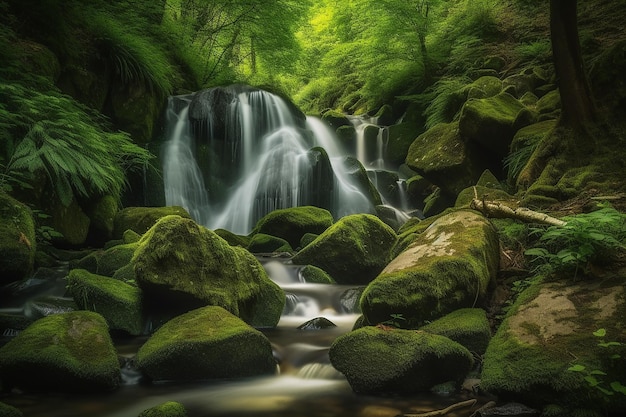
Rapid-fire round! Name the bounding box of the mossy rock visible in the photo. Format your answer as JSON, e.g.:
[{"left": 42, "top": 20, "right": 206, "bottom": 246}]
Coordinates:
[
  {"left": 247, "top": 233, "right": 293, "bottom": 254},
  {"left": 132, "top": 215, "right": 284, "bottom": 327},
  {"left": 299, "top": 232, "right": 318, "bottom": 249},
  {"left": 510, "top": 120, "right": 558, "bottom": 188},
  {"left": 45, "top": 193, "right": 91, "bottom": 246},
  {"left": 214, "top": 228, "right": 251, "bottom": 247},
  {"left": 321, "top": 109, "right": 352, "bottom": 130},
  {"left": 329, "top": 326, "right": 474, "bottom": 394},
  {"left": 373, "top": 104, "right": 394, "bottom": 126},
  {"left": 67, "top": 269, "right": 143, "bottom": 335},
  {"left": 386, "top": 122, "right": 423, "bottom": 168},
  {"left": 109, "top": 80, "right": 163, "bottom": 144},
  {"left": 336, "top": 124, "right": 357, "bottom": 155},
  {"left": 135, "top": 306, "right": 277, "bottom": 381},
  {"left": 420, "top": 308, "right": 491, "bottom": 354},
  {"left": 476, "top": 169, "right": 502, "bottom": 189},
  {"left": 535, "top": 89, "right": 561, "bottom": 115},
  {"left": 405, "top": 122, "right": 484, "bottom": 197},
  {"left": 341, "top": 156, "right": 383, "bottom": 207},
  {"left": 0, "top": 311, "right": 120, "bottom": 392},
  {"left": 252, "top": 206, "right": 334, "bottom": 249},
  {"left": 0, "top": 193, "right": 36, "bottom": 284},
  {"left": 0, "top": 401, "right": 23, "bottom": 417},
  {"left": 299, "top": 264, "right": 336, "bottom": 284},
  {"left": 422, "top": 187, "right": 454, "bottom": 217},
  {"left": 123, "top": 229, "right": 142, "bottom": 244},
  {"left": 520, "top": 91, "right": 539, "bottom": 107},
  {"left": 459, "top": 92, "right": 537, "bottom": 161},
  {"left": 405, "top": 175, "right": 433, "bottom": 208},
  {"left": 85, "top": 194, "right": 118, "bottom": 246},
  {"left": 112, "top": 206, "right": 191, "bottom": 239},
  {"left": 468, "top": 76, "right": 503, "bottom": 99},
  {"left": 292, "top": 214, "right": 398, "bottom": 285},
  {"left": 96, "top": 242, "right": 139, "bottom": 277},
  {"left": 138, "top": 401, "right": 187, "bottom": 417},
  {"left": 360, "top": 210, "right": 499, "bottom": 327},
  {"left": 481, "top": 278, "right": 626, "bottom": 414}
]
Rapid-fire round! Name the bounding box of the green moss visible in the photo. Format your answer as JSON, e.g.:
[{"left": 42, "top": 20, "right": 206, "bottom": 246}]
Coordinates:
[
  {"left": 0, "top": 192, "right": 36, "bottom": 284},
  {"left": 112, "top": 206, "right": 191, "bottom": 239},
  {"left": 420, "top": 308, "right": 491, "bottom": 354},
  {"left": 138, "top": 401, "right": 187, "bottom": 417},
  {"left": 361, "top": 210, "right": 499, "bottom": 327},
  {"left": 122, "top": 229, "right": 141, "bottom": 244},
  {"left": 86, "top": 194, "right": 118, "bottom": 244},
  {"left": 132, "top": 215, "right": 284, "bottom": 327},
  {"left": 135, "top": 306, "right": 276, "bottom": 381},
  {"left": 214, "top": 228, "right": 251, "bottom": 247},
  {"left": 299, "top": 232, "right": 318, "bottom": 249},
  {"left": 0, "top": 311, "right": 120, "bottom": 392},
  {"left": 454, "top": 185, "right": 516, "bottom": 208},
  {"left": 299, "top": 265, "right": 335, "bottom": 284},
  {"left": 67, "top": 269, "right": 143, "bottom": 335},
  {"left": 291, "top": 214, "right": 397, "bottom": 285},
  {"left": 329, "top": 326, "right": 474, "bottom": 394},
  {"left": 96, "top": 242, "right": 138, "bottom": 277},
  {"left": 247, "top": 233, "right": 293, "bottom": 253},
  {"left": 252, "top": 206, "right": 333, "bottom": 249}
]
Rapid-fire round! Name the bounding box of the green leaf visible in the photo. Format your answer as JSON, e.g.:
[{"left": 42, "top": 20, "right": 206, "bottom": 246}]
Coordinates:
[
  {"left": 568, "top": 364, "right": 586, "bottom": 372},
  {"left": 584, "top": 375, "right": 600, "bottom": 386},
  {"left": 593, "top": 328, "right": 607, "bottom": 337},
  {"left": 589, "top": 370, "right": 607, "bottom": 376},
  {"left": 610, "top": 381, "right": 626, "bottom": 395}
]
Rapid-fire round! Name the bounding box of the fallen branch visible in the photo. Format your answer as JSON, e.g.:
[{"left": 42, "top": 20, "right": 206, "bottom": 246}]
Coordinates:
[
  {"left": 400, "top": 399, "right": 477, "bottom": 417},
  {"left": 470, "top": 198, "right": 566, "bottom": 226}
]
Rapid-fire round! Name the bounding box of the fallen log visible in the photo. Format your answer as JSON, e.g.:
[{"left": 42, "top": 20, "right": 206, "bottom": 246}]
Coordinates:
[{"left": 470, "top": 198, "right": 566, "bottom": 226}]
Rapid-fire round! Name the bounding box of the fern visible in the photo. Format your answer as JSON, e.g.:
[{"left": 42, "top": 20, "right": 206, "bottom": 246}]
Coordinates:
[{"left": 423, "top": 76, "right": 472, "bottom": 129}]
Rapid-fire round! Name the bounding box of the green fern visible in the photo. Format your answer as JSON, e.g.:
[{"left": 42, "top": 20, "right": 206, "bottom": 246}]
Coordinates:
[{"left": 423, "top": 76, "right": 472, "bottom": 129}]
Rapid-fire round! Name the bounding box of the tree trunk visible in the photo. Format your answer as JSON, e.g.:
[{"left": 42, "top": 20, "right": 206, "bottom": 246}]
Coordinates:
[{"left": 550, "top": 0, "right": 597, "bottom": 129}]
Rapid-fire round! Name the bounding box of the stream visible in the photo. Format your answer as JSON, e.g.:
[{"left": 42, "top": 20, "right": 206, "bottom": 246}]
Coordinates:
[{"left": 0, "top": 258, "right": 483, "bottom": 417}]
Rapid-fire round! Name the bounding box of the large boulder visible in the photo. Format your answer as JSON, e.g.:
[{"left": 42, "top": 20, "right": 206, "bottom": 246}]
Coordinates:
[
  {"left": 292, "top": 214, "right": 398, "bottom": 285},
  {"left": 459, "top": 92, "right": 537, "bottom": 161},
  {"left": 132, "top": 215, "right": 284, "bottom": 327},
  {"left": 0, "top": 311, "right": 120, "bottom": 392},
  {"left": 0, "top": 193, "right": 36, "bottom": 284},
  {"left": 405, "top": 122, "right": 485, "bottom": 197},
  {"left": 252, "top": 206, "right": 334, "bottom": 249},
  {"left": 360, "top": 210, "right": 499, "bottom": 327},
  {"left": 329, "top": 325, "right": 474, "bottom": 394},
  {"left": 112, "top": 206, "right": 191, "bottom": 239},
  {"left": 420, "top": 308, "right": 492, "bottom": 354},
  {"left": 386, "top": 121, "right": 423, "bottom": 168},
  {"left": 67, "top": 269, "right": 143, "bottom": 335},
  {"left": 135, "top": 306, "right": 276, "bottom": 381},
  {"left": 481, "top": 277, "right": 626, "bottom": 415}
]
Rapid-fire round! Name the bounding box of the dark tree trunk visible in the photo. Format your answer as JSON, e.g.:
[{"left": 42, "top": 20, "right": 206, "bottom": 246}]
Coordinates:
[{"left": 550, "top": 0, "right": 596, "bottom": 129}]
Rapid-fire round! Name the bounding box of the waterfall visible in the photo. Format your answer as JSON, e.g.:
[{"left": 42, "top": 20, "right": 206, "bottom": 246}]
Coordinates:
[{"left": 161, "top": 85, "right": 377, "bottom": 234}]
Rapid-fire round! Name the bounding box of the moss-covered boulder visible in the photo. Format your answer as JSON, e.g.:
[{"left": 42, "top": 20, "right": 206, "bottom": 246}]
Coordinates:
[
  {"left": 511, "top": 120, "right": 558, "bottom": 189},
  {"left": 0, "top": 311, "right": 120, "bottom": 392},
  {"left": 85, "top": 194, "right": 118, "bottom": 246},
  {"left": 292, "top": 214, "right": 397, "bottom": 285},
  {"left": 535, "top": 89, "right": 561, "bottom": 116},
  {"left": 329, "top": 326, "right": 474, "bottom": 394},
  {"left": 247, "top": 233, "right": 293, "bottom": 253},
  {"left": 0, "top": 193, "right": 36, "bottom": 284},
  {"left": 67, "top": 269, "right": 143, "bottom": 335},
  {"left": 252, "top": 206, "right": 334, "bottom": 249},
  {"left": 454, "top": 185, "right": 517, "bottom": 208},
  {"left": 214, "top": 228, "right": 251, "bottom": 247},
  {"left": 341, "top": 156, "right": 383, "bottom": 207},
  {"left": 481, "top": 277, "right": 626, "bottom": 415},
  {"left": 138, "top": 401, "right": 187, "bottom": 417},
  {"left": 135, "top": 306, "right": 276, "bottom": 381},
  {"left": 132, "top": 215, "right": 284, "bottom": 327},
  {"left": 97, "top": 242, "right": 139, "bottom": 277},
  {"left": 420, "top": 308, "right": 491, "bottom": 354},
  {"left": 112, "top": 206, "right": 191, "bottom": 240},
  {"left": 110, "top": 81, "right": 163, "bottom": 144},
  {"left": 299, "top": 264, "right": 336, "bottom": 284},
  {"left": 459, "top": 92, "right": 537, "bottom": 161},
  {"left": 321, "top": 109, "right": 352, "bottom": 130},
  {"left": 360, "top": 210, "right": 499, "bottom": 327},
  {"left": 405, "top": 122, "right": 484, "bottom": 197},
  {"left": 467, "top": 75, "right": 503, "bottom": 99},
  {"left": 386, "top": 122, "right": 423, "bottom": 167}
]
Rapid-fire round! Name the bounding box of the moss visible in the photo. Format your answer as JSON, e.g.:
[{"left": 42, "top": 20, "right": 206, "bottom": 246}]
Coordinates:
[
  {"left": 299, "top": 232, "right": 318, "bottom": 249},
  {"left": 112, "top": 206, "right": 191, "bottom": 239},
  {"left": 299, "top": 265, "right": 335, "bottom": 284},
  {"left": 386, "top": 122, "right": 423, "bottom": 167},
  {"left": 85, "top": 194, "right": 118, "bottom": 244},
  {"left": 454, "top": 185, "right": 516, "bottom": 208},
  {"left": 135, "top": 306, "right": 276, "bottom": 381},
  {"left": 360, "top": 210, "right": 499, "bottom": 327},
  {"left": 138, "top": 401, "right": 187, "bottom": 417},
  {"left": 132, "top": 215, "right": 284, "bottom": 327},
  {"left": 122, "top": 229, "right": 142, "bottom": 244},
  {"left": 247, "top": 233, "right": 292, "bottom": 254},
  {"left": 469, "top": 76, "right": 503, "bottom": 98},
  {"left": 420, "top": 308, "right": 491, "bottom": 354},
  {"left": 214, "top": 228, "right": 251, "bottom": 247},
  {"left": 536, "top": 90, "right": 561, "bottom": 115},
  {"left": 291, "top": 214, "right": 397, "bottom": 285},
  {"left": 0, "top": 193, "right": 36, "bottom": 284},
  {"left": 320, "top": 109, "right": 352, "bottom": 129},
  {"left": 67, "top": 269, "right": 143, "bottom": 335},
  {"left": 251, "top": 206, "right": 333, "bottom": 249},
  {"left": 0, "top": 311, "right": 120, "bottom": 392},
  {"left": 0, "top": 402, "right": 23, "bottom": 417},
  {"left": 96, "top": 242, "right": 138, "bottom": 277},
  {"left": 329, "top": 326, "right": 474, "bottom": 394}
]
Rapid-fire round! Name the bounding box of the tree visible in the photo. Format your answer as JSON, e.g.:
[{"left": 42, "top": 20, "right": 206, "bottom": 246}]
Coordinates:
[{"left": 549, "top": 0, "right": 597, "bottom": 129}]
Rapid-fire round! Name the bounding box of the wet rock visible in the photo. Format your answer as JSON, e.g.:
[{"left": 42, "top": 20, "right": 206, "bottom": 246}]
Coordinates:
[
  {"left": 252, "top": 206, "right": 334, "bottom": 249},
  {"left": 292, "top": 214, "right": 397, "bottom": 285},
  {"left": 297, "top": 317, "right": 337, "bottom": 330},
  {"left": 0, "top": 311, "right": 120, "bottom": 392},
  {"left": 0, "top": 193, "right": 36, "bottom": 284},
  {"left": 329, "top": 326, "right": 474, "bottom": 394},
  {"left": 247, "top": 233, "right": 293, "bottom": 254},
  {"left": 299, "top": 265, "right": 335, "bottom": 284},
  {"left": 136, "top": 306, "right": 276, "bottom": 381},
  {"left": 138, "top": 401, "right": 187, "bottom": 417}
]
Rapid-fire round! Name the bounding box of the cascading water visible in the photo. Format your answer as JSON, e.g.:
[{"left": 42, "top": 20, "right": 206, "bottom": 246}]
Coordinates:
[{"left": 162, "top": 85, "right": 376, "bottom": 235}]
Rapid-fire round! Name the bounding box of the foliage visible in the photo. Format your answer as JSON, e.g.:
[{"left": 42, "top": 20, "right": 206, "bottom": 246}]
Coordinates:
[
  {"left": 568, "top": 329, "right": 626, "bottom": 399},
  {"left": 525, "top": 205, "right": 626, "bottom": 278},
  {"left": 421, "top": 76, "right": 472, "bottom": 129},
  {"left": 0, "top": 81, "right": 154, "bottom": 206}
]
